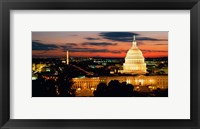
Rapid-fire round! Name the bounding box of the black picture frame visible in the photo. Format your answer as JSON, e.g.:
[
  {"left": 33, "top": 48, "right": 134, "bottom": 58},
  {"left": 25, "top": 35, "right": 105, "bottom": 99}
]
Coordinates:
[{"left": 0, "top": 0, "right": 199, "bottom": 129}]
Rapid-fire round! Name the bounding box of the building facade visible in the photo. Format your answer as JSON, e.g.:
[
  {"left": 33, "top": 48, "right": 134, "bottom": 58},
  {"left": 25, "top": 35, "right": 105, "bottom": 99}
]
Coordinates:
[{"left": 72, "top": 75, "right": 168, "bottom": 92}]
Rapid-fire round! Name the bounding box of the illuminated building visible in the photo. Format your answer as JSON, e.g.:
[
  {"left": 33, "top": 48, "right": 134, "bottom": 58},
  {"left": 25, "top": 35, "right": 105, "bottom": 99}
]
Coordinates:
[
  {"left": 32, "top": 63, "right": 47, "bottom": 73},
  {"left": 122, "top": 35, "right": 146, "bottom": 74},
  {"left": 72, "top": 75, "right": 168, "bottom": 96}
]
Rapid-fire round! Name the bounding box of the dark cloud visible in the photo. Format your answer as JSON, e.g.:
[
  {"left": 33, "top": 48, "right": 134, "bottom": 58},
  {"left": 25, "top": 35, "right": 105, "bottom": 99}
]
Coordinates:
[
  {"left": 33, "top": 40, "right": 41, "bottom": 42},
  {"left": 85, "top": 37, "right": 100, "bottom": 40},
  {"left": 154, "top": 43, "right": 168, "bottom": 45},
  {"left": 68, "top": 48, "right": 109, "bottom": 53},
  {"left": 61, "top": 47, "right": 123, "bottom": 54},
  {"left": 99, "top": 32, "right": 168, "bottom": 42},
  {"left": 99, "top": 32, "right": 139, "bottom": 42},
  {"left": 110, "top": 50, "right": 122, "bottom": 54},
  {"left": 141, "top": 50, "right": 168, "bottom": 53},
  {"left": 69, "top": 48, "right": 109, "bottom": 53},
  {"left": 137, "top": 37, "right": 168, "bottom": 41},
  {"left": 66, "top": 43, "right": 77, "bottom": 46},
  {"left": 32, "top": 41, "right": 58, "bottom": 50},
  {"left": 82, "top": 42, "right": 117, "bottom": 46},
  {"left": 60, "top": 42, "right": 121, "bottom": 54},
  {"left": 136, "top": 41, "right": 145, "bottom": 46}
]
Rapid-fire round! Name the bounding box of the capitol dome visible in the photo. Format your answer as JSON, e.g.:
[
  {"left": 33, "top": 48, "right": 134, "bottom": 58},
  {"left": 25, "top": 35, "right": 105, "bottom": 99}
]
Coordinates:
[
  {"left": 126, "top": 48, "right": 144, "bottom": 59},
  {"left": 122, "top": 35, "right": 146, "bottom": 74}
]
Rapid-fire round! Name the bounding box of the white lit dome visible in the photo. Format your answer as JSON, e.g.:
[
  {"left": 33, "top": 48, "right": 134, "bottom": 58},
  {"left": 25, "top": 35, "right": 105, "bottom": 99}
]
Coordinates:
[
  {"left": 122, "top": 35, "right": 146, "bottom": 74},
  {"left": 126, "top": 48, "right": 144, "bottom": 60}
]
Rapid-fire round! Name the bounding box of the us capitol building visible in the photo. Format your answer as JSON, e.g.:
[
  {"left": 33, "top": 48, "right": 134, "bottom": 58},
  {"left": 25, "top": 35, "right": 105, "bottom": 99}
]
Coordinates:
[
  {"left": 122, "top": 35, "right": 146, "bottom": 74},
  {"left": 71, "top": 35, "right": 168, "bottom": 96}
]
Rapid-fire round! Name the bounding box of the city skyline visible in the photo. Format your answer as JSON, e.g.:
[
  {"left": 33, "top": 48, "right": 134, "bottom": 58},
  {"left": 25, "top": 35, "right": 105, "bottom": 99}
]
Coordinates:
[
  {"left": 32, "top": 31, "right": 168, "bottom": 58},
  {"left": 32, "top": 32, "right": 168, "bottom": 97}
]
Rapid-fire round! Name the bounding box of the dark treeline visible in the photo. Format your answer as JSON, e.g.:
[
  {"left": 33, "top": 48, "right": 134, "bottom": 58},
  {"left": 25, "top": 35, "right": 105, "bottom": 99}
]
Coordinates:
[
  {"left": 32, "top": 65, "right": 75, "bottom": 97},
  {"left": 94, "top": 80, "right": 168, "bottom": 97}
]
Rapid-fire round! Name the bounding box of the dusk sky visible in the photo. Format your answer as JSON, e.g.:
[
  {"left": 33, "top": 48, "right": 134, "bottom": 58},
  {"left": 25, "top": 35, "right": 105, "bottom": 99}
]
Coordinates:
[{"left": 32, "top": 31, "right": 168, "bottom": 58}]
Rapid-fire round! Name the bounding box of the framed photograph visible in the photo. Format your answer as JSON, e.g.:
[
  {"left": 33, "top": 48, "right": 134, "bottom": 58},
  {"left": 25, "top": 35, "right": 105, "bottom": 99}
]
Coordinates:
[
  {"left": 0, "top": 0, "right": 199, "bottom": 129},
  {"left": 32, "top": 31, "right": 168, "bottom": 97}
]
